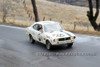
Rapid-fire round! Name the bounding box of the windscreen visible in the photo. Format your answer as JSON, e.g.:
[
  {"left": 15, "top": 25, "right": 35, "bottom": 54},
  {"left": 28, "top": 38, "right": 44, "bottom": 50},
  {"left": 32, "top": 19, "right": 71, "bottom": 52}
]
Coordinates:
[{"left": 44, "top": 23, "right": 64, "bottom": 32}]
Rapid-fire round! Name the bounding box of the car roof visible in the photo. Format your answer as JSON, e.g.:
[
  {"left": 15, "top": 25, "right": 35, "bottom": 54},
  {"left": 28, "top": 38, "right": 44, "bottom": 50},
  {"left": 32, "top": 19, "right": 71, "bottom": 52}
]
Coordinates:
[{"left": 34, "top": 21, "right": 60, "bottom": 26}]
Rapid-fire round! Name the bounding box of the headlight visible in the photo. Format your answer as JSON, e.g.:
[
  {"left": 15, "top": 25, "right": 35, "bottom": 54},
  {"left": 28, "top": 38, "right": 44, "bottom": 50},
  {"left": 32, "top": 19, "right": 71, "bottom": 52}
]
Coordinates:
[
  {"left": 54, "top": 39, "right": 58, "bottom": 42},
  {"left": 74, "top": 36, "right": 76, "bottom": 39},
  {"left": 71, "top": 36, "right": 76, "bottom": 39}
]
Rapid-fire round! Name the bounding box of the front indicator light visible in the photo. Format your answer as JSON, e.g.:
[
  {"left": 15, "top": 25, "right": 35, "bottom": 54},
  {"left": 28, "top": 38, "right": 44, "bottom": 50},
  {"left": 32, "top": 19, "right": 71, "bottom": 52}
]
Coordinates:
[
  {"left": 56, "top": 42, "right": 59, "bottom": 44},
  {"left": 71, "top": 37, "right": 73, "bottom": 40}
]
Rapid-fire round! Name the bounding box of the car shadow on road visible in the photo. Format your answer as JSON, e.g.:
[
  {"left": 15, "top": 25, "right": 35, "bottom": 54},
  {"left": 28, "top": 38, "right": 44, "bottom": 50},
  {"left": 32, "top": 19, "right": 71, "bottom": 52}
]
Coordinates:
[{"left": 30, "top": 41, "right": 74, "bottom": 52}]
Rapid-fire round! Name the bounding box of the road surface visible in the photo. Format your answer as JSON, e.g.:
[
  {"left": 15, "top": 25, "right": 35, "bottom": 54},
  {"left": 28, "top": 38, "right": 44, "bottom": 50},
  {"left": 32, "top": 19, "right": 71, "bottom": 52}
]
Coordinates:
[{"left": 0, "top": 25, "right": 100, "bottom": 67}]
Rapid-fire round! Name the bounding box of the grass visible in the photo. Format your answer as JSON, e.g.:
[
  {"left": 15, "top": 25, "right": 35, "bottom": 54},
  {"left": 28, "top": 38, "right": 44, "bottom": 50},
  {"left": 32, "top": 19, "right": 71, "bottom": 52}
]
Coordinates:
[
  {"left": 0, "top": 0, "right": 100, "bottom": 36},
  {"left": 0, "top": 19, "right": 100, "bottom": 36}
]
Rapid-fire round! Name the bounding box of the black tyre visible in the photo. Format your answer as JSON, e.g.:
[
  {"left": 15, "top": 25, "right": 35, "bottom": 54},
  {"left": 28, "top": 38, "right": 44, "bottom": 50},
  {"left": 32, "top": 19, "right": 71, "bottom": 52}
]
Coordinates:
[
  {"left": 46, "top": 40, "right": 52, "bottom": 50},
  {"left": 67, "top": 43, "right": 73, "bottom": 48},
  {"left": 29, "top": 34, "right": 35, "bottom": 43}
]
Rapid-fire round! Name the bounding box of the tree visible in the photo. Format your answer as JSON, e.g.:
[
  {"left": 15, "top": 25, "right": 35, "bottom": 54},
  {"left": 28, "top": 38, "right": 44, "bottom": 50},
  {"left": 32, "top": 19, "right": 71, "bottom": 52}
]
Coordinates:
[
  {"left": 31, "top": 0, "right": 39, "bottom": 22},
  {"left": 87, "top": 0, "right": 100, "bottom": 31}
]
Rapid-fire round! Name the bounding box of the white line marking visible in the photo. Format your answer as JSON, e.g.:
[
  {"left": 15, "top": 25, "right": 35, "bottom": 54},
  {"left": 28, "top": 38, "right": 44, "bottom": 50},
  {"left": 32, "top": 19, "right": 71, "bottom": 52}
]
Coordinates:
[{"left": 0, "top": 25, "right": 26, "bottom": 30}]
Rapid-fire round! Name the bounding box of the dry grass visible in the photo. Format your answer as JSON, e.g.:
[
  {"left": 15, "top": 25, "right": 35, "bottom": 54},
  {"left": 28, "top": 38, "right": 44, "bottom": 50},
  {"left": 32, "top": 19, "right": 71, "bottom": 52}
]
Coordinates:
[
  {"left": 70, "top": 30, "right": 100, "bottom": 36},
  {"left": 0, "top": 19, "right": 32, "bottom": 27},
  {"left": 0, "top": 0, "right": 100, "bottom": 36}
]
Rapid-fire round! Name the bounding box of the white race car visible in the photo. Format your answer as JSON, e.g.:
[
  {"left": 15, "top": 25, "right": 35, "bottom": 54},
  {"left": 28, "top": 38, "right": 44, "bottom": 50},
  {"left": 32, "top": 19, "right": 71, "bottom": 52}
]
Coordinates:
[{"left": 26, "top": 21, "right": 76, "bottom": 50}]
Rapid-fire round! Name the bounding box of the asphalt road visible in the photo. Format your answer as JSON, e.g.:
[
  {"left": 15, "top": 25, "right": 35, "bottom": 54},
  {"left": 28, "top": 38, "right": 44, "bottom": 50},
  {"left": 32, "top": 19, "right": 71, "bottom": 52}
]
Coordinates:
[{"left": 0, "top": 25, "right": 100, "bottom": 67}]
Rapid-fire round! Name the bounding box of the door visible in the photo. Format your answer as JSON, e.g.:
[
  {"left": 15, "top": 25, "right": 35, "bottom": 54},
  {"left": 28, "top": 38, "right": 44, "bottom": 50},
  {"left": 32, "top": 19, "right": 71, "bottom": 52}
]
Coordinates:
[
  {"left": 37, "top": 25, "right": 46, "bottom": 44},
  {"left": 32, "top": 24, "right": 43, "bottom": 41},
  {"left": 36, "top": 24, "right": 43, "bottom": 42},
  {"left": 32, "top": 24, "right": 39, "bottom": 40}
]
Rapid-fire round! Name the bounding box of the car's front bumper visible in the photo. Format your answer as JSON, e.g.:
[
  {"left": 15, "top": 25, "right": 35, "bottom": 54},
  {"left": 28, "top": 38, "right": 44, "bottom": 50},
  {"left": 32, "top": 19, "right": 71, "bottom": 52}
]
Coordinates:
[{"left": 51, "top": 39, "right": 74, "bottom": 45}]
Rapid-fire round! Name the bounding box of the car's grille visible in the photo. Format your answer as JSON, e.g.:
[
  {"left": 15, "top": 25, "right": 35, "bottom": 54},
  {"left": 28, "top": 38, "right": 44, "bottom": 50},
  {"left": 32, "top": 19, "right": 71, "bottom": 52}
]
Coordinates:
[
  {"left": 59, "top": 37, "right": 70, "bottom": 41},
  {"left": 66, "top": 37, "right": 71, "bottom": 40},
  {"left": 59, "top": 38, "right": 65, "bottom": 41}
]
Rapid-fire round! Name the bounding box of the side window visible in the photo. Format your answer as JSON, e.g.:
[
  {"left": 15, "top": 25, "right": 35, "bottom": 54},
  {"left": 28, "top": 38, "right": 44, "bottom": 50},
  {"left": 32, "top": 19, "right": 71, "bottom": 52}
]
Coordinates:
[
  {"left": 33, "top": 24, "right": 38, "bottom": 30},
  {"left": 37, "top": 25, "right": 42, "bottom": 30},
  {"left": 33, "top": 24, "right": 43, "bottom": 32}
]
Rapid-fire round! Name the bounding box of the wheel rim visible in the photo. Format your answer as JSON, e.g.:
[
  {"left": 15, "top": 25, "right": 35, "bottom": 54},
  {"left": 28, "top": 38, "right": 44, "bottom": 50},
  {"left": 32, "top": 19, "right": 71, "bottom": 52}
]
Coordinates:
[{"left": 47, "top": 42, "right": 50, "bottom": 49}]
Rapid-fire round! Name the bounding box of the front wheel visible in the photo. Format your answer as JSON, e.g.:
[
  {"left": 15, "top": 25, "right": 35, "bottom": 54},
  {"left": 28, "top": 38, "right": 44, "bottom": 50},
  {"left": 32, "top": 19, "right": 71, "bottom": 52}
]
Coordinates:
[
  {"left": 29, "top": 34, "right": 35, "bottom": 43},
  {"left": 67, "top": 43, "right": 73, "bottom": 48},
  {"left": 46, "top": 41, "right": 52, "bottom": 50}
]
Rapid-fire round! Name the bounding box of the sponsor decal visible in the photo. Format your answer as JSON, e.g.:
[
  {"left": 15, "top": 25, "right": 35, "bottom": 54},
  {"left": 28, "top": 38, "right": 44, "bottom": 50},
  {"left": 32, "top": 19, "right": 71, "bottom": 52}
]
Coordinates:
[{"left": 53, "top": 34, "right": 65, "bottom": 37}]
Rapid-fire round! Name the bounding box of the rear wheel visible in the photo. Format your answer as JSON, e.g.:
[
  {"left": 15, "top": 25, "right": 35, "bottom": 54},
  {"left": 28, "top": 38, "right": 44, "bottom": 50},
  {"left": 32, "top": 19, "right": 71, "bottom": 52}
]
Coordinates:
[
  {"left": 46, "top": 41, "right": 52, "bottom": 50},
  {"left": 67, "top": 43, "right": 73, "bottom": 48},
  {"left": 29, "top": 34, "right": 35, "bottom": 43}
]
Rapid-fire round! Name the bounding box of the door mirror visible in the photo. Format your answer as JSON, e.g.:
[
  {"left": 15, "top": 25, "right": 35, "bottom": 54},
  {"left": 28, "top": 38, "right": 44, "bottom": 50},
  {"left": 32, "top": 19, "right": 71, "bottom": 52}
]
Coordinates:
[
  {"left": 38, "top": 26, "right": 42, "bottom": 31},
  {"left": 37, "top": 25, "right": 43, "bottom": 33}
]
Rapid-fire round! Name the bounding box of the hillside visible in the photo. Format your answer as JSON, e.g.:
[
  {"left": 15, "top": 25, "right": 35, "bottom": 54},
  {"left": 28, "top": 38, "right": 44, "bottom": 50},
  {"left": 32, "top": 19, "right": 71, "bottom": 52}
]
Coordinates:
[
  {"left": 29, "top": 0, "right": 100, "bottom": 25},
  {"left": 1, "top": 0, "right": 100, "bottom": 24},
  {"left": 0, "top": 0, "right": 100, "bottom": 35}
]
